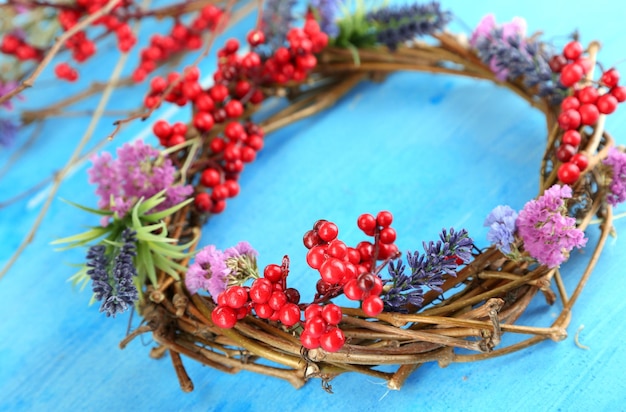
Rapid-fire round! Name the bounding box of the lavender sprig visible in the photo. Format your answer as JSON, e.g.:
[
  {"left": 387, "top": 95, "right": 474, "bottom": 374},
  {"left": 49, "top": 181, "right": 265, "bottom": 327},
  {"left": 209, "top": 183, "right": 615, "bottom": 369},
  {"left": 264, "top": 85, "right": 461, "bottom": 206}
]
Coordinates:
[
  {"left": 381, "top": 228, "right": 473, "bottom": 312},
  {"left": 85, "top": 229, "right": 139, "bottom": 317},
  {"left": 309, "top": 0, "right": 340, "bottom": 37},
  {"left": 366, "top": 2, "right": 451, "bottom": 51},
  {"left": 261, "top": 0, "right": 297, "bottom": 50}
]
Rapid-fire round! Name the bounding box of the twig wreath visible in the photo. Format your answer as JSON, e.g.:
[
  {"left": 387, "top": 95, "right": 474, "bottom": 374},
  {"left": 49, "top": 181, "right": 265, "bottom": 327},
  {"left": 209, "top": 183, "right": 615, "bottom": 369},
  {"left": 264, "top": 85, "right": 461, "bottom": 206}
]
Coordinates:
[{"left": 25, "top": 0, "right": 626, "bottom": 392}]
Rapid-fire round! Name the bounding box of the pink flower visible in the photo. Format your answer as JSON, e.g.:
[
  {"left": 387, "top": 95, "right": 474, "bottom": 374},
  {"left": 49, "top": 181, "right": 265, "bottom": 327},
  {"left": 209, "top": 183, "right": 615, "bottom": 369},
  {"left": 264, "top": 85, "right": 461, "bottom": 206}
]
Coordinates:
[
  {"left": 603, "top": 147, "right": 626, "bottom": 206},
  {"left": 516, "top": 185, "right": 587, "bottom": 267}
]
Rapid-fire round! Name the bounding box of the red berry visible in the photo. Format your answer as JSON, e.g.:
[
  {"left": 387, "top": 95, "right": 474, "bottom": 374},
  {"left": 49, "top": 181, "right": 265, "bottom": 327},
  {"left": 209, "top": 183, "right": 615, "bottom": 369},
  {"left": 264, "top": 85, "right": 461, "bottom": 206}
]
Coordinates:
[
  {"left": 549, "top": 55, "right": 567, "bottom": 73},
  {"left": 255, "top": 303, "right": 273, "bottom": 319},
  {"left": 575, "top": 58, "right": 592, "bottom": 74},
  {"left": 246, "top": 134, "right": 264, "bottom": 151},
  {"left": 556, "top": 144, "right": 577, "bottom": 162},
  {"left": 558, "top": 109, "right": 581, "bottom": 130},
  {"left": 577, "top": 86, "right": 598, "bottom": 104},
  {"left": 327, "top": 239, "right": 347, "bottom": 259},
  {"left": 172, "top": 122, "right": 187, "bottom": 136},
  {"left": 303, "top": 229, "right": 321, "bottom": 249},
  {"left": 209, "top": 84, "right": 229, "bottom": 102},
  {"left": 305, "top": 315, "right": 327, "bottom": 337},
  {"left": 319, "top": 327, "right": 345, "bottom": 352},
  {"left": 300, "top": 329, "right": 320, "bottom": 349},
  {"left": 212, "top": 306, "right": 237, "bottom": 328},
  {"left": 224, "top": 179, "right": 240, "bottom": 197},
  {"left": 562, "top": 130, "right": 581, "bottom": 147},
  {"left": 578, "top": 103, "right": 599, "bottom": 125},
  {"left": 571, "top": 153, "right": 589, "bottom": 171},
  {"left": 225, "top": 99, "right": 244, "bottom": 118},
  {"left": 559, "top": 63, "right": 584, "bottom": 87},
  {"left": 346, "top": 247, "right": 361, "bottom": 265},
  {"left": 560, "top": 96, "right": 580, "bottom": 111},
  {"left": 211, "top": 200, "right": 226, "bottom": 214},
  {"left": 362, "top": 295, "right": 384, "bottom": 317},
  {"left": 596, "top": 94, "right": 618, "bottom": 114},
  {"left": 319, "top": 258, "right": 345, "bottom": 284},
  {"left": 250, "top": 278, "right": 273, "bottom": 303},
  {"left": 356, "top": 241, "right": 374, "bottom": 261},
  {"left": 250, "top": 89, "right": 264, "bottom": 104},
  {"left": 167, "top": 134, "right": 186, "bottom": 147},
  {"left": 210, "top": 137, "right": 226, "bottom": 153},
  {"left": 357, "top": 213, "right": 377, "bottom": 235},
  {"left": 317, "top": 221, "right": 339, "bottom": 242},
  {"left": 223, "top": 38, "right": 239, "bottom": 54},
  {"left": 376, "top": 210, "right": 393, "bottom": 227},
  {"left": 264, "top": 264, "right": 283, "bottom": 283},
  {"left": 182, "top": 81, "right": 202, "bottom": 100},
  {"left": 194, "top": 192, "right": 212, "bottom": 212},
  {"left": 225, "top": 121, "right": 246, "bottom": 140},
  {"left": 268, "top": 291, "right": 288, "bottom": 311},
  {"left": 343, "top": 279, "right": 364, "bottom": 301},
  {"left": 193, "top": 111, "right": 214, "bottom": 132},
  {"left": 611, "top": 86, "right": 626, "bottom": 103},
  {"left": 152, "top": 120, "right": 172, "bottom": 139},
  {"left": 224, "top": 286, "right": 248, "bottom": 308},
  {"left": 200, "top": 168, "right": 221, "bottom": 187},
  {"left": 284, "top": 287, "right": 300, "bottom": 304},
  {"left": 379, "top": 227, "right": 396, "bottom": 244},
  {"left": 279, "top": 303, "right": 301, "bottom": 326},
  {"left": 211, "top": 184, "right": 229, "bottom": 200},
  {"left": 601, "top": 68, "right": 620, "bottom": 88},
  {"left": 321, "top": 304, "right": 342, "bottom": 325},
  {"left": 557, "top": 162, "right": 581, "bottom": 184},
  {"left": 563, "top": 41, "right": 583, "bottom": 60},
  {"left": 247, "top": 29, "right": 265, "bottom": 47},
  {"left": 194, "top": 93, "right": 215, "bottom": 112}
]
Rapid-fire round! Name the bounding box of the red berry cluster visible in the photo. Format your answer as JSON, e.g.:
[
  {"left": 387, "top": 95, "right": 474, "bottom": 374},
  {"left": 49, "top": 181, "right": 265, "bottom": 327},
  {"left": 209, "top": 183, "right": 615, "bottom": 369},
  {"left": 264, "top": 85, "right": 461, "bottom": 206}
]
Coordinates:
[
  {"left": 303, "top": 211, "right": 398, "bottom": 317},
  {"left": 53, "top": 0, "right": 136, "bottom": 82},
  {"left": 132, "top": 5, "right": 224, "bottom": 82},
  {"left": 550, "top": 41, "right": 626, "bottom": 184},
  {"left": 211, "top": 258, "right": 302, "bottom": 329},
  {"left": 0, "top": 33, "right": 42, "bottom": 62},
  {"left": 300, "top": 303, "right": 346, "bottom": 352}
]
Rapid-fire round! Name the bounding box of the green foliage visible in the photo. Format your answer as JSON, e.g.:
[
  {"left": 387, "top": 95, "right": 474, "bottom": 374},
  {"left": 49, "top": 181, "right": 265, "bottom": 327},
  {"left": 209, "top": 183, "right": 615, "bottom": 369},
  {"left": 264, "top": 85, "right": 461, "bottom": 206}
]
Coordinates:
[{"left": 53, "top": 191, "right": 195, "bottom": 297}]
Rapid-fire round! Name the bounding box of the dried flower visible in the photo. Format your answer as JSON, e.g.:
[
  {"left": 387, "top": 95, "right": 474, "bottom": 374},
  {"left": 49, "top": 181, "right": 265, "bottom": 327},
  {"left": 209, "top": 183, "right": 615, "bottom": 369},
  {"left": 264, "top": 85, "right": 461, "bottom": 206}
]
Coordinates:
[
  {"left": 85, "top": 229, "right": 139, "bottom": 317},
  {"left": 516, "top": 184, "right": 587, "bottom": 268},
  {"left": 88, "top": 140, "right": 192, "bottom": 222},
  {"left": 484, "top": 205, "right": 518, "bottom": 254},
  {"left": 186, "top": 242, "right": 259, "bottom": 300},
  {"left": 309, "top": 0, "right": 340, "bottom": 37},
  {"left": 603, "top": 147, "right": 626, "bottom": 206},
  {"left": 366, "top": 2, "right": 451, "bottom": 51},
  {"left": 261, "top": 0, "right": 297, "bottom": 49},
  {"left": 471, "top": 14, "right": 565, "bottom": 104},
  {"left": 381, "top": 228, "right": 473, "bottom": 312}
]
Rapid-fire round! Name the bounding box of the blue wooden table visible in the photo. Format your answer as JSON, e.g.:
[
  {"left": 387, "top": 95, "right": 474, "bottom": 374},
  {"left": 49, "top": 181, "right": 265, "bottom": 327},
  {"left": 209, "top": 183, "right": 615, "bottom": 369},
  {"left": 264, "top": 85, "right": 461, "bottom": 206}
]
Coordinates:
[{"left": 1, "top": 1, "right": 626, "bottom": 410}]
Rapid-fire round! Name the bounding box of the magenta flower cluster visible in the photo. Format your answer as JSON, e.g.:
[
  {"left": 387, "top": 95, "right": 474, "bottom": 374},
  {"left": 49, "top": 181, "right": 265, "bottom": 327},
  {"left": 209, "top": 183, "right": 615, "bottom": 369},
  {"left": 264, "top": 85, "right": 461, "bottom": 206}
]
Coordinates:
[
  {"left": 603, "top": 147, "right": 626, "bottom": 206},
  {"left": 88, "top": 140, "right": 192, "bottom": 221},
  {"left": 516, "top": 184, "right": 587, "bottom": 267},
  {"left": 186, "top": 241, "right": 258, "bottom": 300},
  {"left": 485, "top": 185, "right": 587, "bottom": 268}
]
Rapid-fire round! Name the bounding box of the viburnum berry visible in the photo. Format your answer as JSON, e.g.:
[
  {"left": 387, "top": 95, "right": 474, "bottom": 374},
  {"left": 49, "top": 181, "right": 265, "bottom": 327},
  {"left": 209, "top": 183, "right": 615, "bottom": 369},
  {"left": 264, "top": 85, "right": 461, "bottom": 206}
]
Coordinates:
[
  {"left": 194, "top": 192, "right": 212, "bottom": 212},
  {"left": 357, "top": 213, "right": 377, "bottom": 235},
  {"left": 247, "top": 29, "right": 265, "bottom": 47},
  {"left": 562, "top": 130, "right": 581, "bottom": 147},
  {"left": 300, "top": 329, "right": 320, "bottom": 349},
  {"left": 361, "top": 295, "right": 384, "bottom": 317},
  {"left": 379, "top": 227, "right": 397, "bottom": 244},
  {"left": 284, "top": 287, "right": 300, "bottom": 304},
  {"left": 556, "top": 144, "right": 577, "bottom": 162},
  {"left": 152, "top": 120, "right": 172, "bottom": 139},
  {"left": 571, "top": 153, "right": 589, "bottom": 171},
  {"left": 343, "top": 278, "right": 364, "bottom": 300},
  {"left": 327, "top": 239, "right": 347, "bottom": 259},
  {"left": 601, "top": 68, "right": 620, "bottom": 88},
  {"left": 278, "top": 303, "right": 301, "bottom": 326},
  {"left": 376, "top": 210, "right": 393, "bottom": 227},
  {"left": 596, "top": 94, "right": 618, "bottom": 114},
  {"left": 264, "top": 264, "right": 283, "bottom": 283},
  {"left": 321, "top": 304, "right": 343, "bottom": 325},
  {"left": 200, "top": 168, "right": 221, "bottom": 187},
  {"left": 225, "top": 286, "right": 248, "bottom": 308},
  {"left": 319, "top": 258, "right": 346, "bottom": 284},
  {"left": 578, "top": 103, "right": 599, "bottom": 125},
  {"left": 557, "top": 162, "right": 581, "bottom": 184},
  {"left": 319, "top": 327, "right": 345, "bottom": 352},
  {"left": 560, "top": 96, "right": 580, "bottom": 111},
  {"left": 559, "top": 63, "right": 584, "bottom": 87},
  {"left": 250, "top": 278, "right": 273, "bottom": 304},
  {"left": 212, "top": 305, "right": 237, "bottom": 328},
  {"left": 317, "top": 221, "right": 339, "bottom": 242},
  {"left": 563, "top": 41, "right": 583, "bottom": 61},
  {"left": 577, "top": 86, "right": 599, "bottom": 104},
  {"left": 211, "top": 199, "right": 226, "bottom": 214},
  {"left": 611, "top": 86, "right": 626, "bottom": 103},
  {"left": 558, "top": 109, "right": 581, "bottom": 130},
  {"left": 193, "top": 111, "right": 215, "bottom": 132}
]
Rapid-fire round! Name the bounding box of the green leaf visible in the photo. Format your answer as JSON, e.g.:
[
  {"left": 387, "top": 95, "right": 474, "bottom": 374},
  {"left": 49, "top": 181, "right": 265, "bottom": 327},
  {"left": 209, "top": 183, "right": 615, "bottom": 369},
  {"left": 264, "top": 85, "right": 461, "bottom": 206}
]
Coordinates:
[
  {"left": 51, "top": 226, "right": 110, "bottom": 249},
  {"left": 136, "top": 241, "right": 157, "bottom": 286},
  {"left": 60, "top": 198, "right": 113, "bottom": 216},
  {"left": 152, "top": 252, "right": 181, "bottom": 280},
  {"left": 136, "top": 190, "right": 168, "bottom": 215},
  {"left": 142, "top": 197, "right": 194, "bottom": 223},
  {"left": 67, "top": 266, "right": 90, "bottom": 291},
  {"left": 148, "top": 241, "right": 190, "bottom": 259}
]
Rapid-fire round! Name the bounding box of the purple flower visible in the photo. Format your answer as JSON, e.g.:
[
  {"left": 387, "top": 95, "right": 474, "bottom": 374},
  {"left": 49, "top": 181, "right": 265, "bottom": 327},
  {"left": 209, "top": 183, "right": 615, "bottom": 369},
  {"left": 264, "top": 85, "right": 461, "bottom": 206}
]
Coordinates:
[
  {"left": 0, "top": 118, "right": 18, "bottom": 147},
  {"left": 484, "top": 205, "right": 518, "bottom": 254},
  {"left": 309, "top": 0, "right": 340, "bottom": 37},
  {"left": 88, "top": 140, "right": 193, "bottom": 221},
  {"left": 185, "top": 245, "right": 229, "bottom": 298},
  {"left": 603, "top": 147, "right": 626, "bottom": 206},
  {"left": 0, "top": 80, "right": 22, "bottom": 111},
  {"left": 261, "top": 0, "right": 297, "bottom": 50},
  {"left": 85, "top": 229, "right": 139, "bottom": 317},
  {"left": 186, "top": 242, "right": 259, "bottom": 301},
  {"left": 516, "top": 185, "right": 587, "bottom": 268}
]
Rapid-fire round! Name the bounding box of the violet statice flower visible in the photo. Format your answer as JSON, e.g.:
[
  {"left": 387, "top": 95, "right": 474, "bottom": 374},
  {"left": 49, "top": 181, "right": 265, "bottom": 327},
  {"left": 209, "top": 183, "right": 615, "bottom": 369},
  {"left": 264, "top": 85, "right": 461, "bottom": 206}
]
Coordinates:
[
  {"left": 85, "top": 229, "right": 139, "bottom": 317},
  {"left": 366, "top": 2, "right": 452, "bottom": 51},
  {"left": 87, "top": 140, "right": 192, "bottom": 220},
  {"left": 309, "top": 0, "right": 340, "bottom": 37},
  {"left": 381, "top": 228, "right": 473, "bottom": 312},
  {"left": 484, "top": 205, "right": 518, "bottom": 254},
  {"left": 516, "top": 184, "right": 587, "bottom": 268},
  {"left": 0, "top": 80, "right": 21, "bottom": 110},
  {"left": 470, "top": 14, "right": 566, "bottom": 104},
  {"left": 224, "top": 241, "right": 259, "bottom": 286},
  {"left": 0, "top": 118, "right": 18, "bottom": 147},
  {"left": 603, "top": 147, "right": 626, "bottom": 206},
  {"left": 261, "top": 0, "right": 297, "bottom": 50}
]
